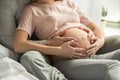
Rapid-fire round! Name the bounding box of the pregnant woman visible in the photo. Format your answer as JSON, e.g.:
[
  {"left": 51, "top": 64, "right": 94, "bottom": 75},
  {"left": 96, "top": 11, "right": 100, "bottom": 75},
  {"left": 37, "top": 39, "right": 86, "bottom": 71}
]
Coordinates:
[
  {"left": 14, "top": 0, "right": 120, "bottom": 80},
  {"left": 16, "top": 0, "right": 96, "bottom": 59}
]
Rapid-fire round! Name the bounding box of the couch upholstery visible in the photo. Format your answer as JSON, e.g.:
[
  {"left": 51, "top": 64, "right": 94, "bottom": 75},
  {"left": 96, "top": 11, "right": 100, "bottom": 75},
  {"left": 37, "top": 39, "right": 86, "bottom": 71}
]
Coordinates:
[
  {"left": 0, "top": 0, "right": 31, "bottom": 50},
  {"left": 0, "top": 0, "right": 32, "bottom": 60}
]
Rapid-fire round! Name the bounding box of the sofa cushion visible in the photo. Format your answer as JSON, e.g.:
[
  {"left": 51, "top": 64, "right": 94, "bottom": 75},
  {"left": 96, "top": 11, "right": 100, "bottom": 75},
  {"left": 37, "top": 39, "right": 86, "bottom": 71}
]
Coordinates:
[{"left": 0, "top": 0, "right": 31, "bottom": 50}]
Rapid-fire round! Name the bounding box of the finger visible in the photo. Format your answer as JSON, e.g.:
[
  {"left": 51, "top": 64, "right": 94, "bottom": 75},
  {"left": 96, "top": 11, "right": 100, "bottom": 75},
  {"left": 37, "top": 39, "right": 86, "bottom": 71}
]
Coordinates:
[
  {"left": 74, "top": 48, "right": 86, "bottom": 53},
  {"left": 86, "top": 46, "right": 96, "bottom": 53},
  {"left": 61, "top": 37, "right": 77, "bottom": 42},
  {"left": 90, "top": 37, "right": 97, "bottom": 43},
  {"left": 52, "top": 36, "right": 72, "bottom": 41},
  {"left": 87, "top": 32, "right": 94, "bottom": 38},
  {"left": 66, "top": 40, "right": 75, "bottom": 47},
  {"left": 69, "top": 41, "right": 80, "bottom": 47},
  {"left": 73, "top": 55, "right": 85, "bottom": 59},
  {"left": 86, "top": 44, "right": 97, "bottom": 50},
  {"left": 53, "top": 36, "right": 76, "bottom": 42},
  {"left": 54, "top": 30, "right": 65, "bottom": 36},
  {"left": 87, "top": 50, "right": 96, "bottom": 56},
  {"left": 51, "top": 35, "right": 60, "bottom": 40},
  {"left": 90, "top": 36, "right": 97, "bottom": 40},
  {"left": 90, "top": 40, "right": 97, "bottom": 44},
  {"left": 72, "top": 53, "right": 86, "bottom": 59},
  {"left": 66, "top": 40, "right": 80, "bottom": 49},
  {"left": 75, "top": 53, "right": 87, "bottom": 57}
]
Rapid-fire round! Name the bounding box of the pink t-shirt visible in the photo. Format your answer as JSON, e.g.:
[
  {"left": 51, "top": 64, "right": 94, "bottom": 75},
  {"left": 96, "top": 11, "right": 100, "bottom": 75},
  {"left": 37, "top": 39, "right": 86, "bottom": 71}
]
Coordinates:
[{"left": 17, "top": 0, "right": 91, "bottom": 40}]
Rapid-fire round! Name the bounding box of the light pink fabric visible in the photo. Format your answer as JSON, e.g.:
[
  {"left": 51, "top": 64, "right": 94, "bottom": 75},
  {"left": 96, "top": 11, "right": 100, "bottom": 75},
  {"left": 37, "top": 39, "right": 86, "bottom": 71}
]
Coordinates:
[{"left": 17, "top": 0, "right": 91, "bottom": 40}]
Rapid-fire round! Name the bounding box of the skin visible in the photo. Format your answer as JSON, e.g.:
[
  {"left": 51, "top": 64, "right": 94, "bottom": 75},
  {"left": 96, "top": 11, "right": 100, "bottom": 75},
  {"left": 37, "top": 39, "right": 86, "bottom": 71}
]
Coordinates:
[
  {"left": 49, "top": 27, "right": 97, "bottom": 60},
  {"left": 14, "top": 0, "right": 105, "bottom": 59}
]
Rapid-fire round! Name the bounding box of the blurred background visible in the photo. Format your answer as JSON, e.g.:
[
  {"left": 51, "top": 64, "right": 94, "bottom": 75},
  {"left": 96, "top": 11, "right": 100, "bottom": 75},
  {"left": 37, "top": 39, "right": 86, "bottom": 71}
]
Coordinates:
[{"left": 73, "top": 0, "right": 120, "bottom": 37}]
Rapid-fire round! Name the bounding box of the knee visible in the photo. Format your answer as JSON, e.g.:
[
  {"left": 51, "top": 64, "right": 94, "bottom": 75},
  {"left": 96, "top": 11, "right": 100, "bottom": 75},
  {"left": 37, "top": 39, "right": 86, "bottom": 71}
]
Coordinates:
[
  {"left": 105, "top": 60, "right": 120, "bottom": 70},
  {"left": 20, "top": 51, "right": 51, "bottom": 66},
  {"left": 114, "top": 37, "right": 120, "bottom": 46},
  {"left": 112, "top": 49, "right": 120, "bottom": 61},
  {"left": 20, "top": 51, "right": 39, "bottom": 63},
  {"left": 107, "top": 36, "right": 120, "bottom": 47},
  {"left": 105, "top": 60, "right": 120, "bottom": 80},
  {"left": 20, "top": 51, "right": 44, "bottom": 65}
]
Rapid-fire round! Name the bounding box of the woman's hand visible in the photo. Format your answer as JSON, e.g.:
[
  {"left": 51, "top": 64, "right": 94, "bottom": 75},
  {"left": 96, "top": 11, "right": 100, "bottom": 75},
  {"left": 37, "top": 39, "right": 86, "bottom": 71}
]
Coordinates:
[
  {"left": 85, "top": 37, "right": 103, "bottom": 57},
  {"left": 46, "top": 30, "right": 87, "bottom": 59},
  {"left": 46, "top": 36, "right": 87, "bottom": 59},
  {"left": 59, "top": 40, "right": 87, "bottom": 59}
]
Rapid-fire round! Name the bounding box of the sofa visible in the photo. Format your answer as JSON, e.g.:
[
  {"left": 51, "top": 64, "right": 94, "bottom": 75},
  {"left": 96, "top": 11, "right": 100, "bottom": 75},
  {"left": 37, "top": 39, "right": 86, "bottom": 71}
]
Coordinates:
[
  {"left": 0, "top": 0, "right": 39, "bottom": 79},
  {"left": 2, "top": 0, "right": 119, "bottom": 80},
  {"left": 0, "top": 0, "right": 30, "bottom": 50}
]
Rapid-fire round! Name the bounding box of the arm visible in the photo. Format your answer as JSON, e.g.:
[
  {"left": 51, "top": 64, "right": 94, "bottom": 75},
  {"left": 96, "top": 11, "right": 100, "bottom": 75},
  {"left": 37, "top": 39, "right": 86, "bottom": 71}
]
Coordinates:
[
  {"left": 14, "top": 6, "right": 57, "bottom": 55},
  {"left": 14, "top": 30, "right": 60, "bottom": 55},
  {"left": 86, "top": 21, "right": 105, "bottom": 48},
  {"left": 14, "top": 4, "right": 87, "bottom": 59},
  {"left": 67, "top": 0, "right": 105, "bottom": 57},
  {"left": 14, "top": 30, "right": 86, "bottom": 58},
  {"left": 83, "top": 22, "right": 105, "bottom": 56},
  {"left": 68, "top": 0, "right": 105, "bottom": 48},
  {"left": 79, "top": 8, "right": 105, "bottom": 55}
]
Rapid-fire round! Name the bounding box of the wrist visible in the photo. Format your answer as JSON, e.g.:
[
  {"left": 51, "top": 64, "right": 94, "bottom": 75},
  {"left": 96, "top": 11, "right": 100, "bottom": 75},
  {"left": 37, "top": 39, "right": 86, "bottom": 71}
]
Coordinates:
[
  {"left": 45, "top": 40, "right": 49, "bottom": 46},
  {"left": 41, "top": 40, "right": 47, "bottom": 45},
  {"left": 40, "top": 45, "right": 61, "bottom": 56}
]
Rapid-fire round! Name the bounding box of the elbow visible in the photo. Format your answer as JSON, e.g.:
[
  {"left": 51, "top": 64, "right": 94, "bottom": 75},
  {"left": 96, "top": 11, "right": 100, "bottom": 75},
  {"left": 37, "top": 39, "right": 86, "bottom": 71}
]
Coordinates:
[
  {"left": 14, "top": 43, "right": 20, "bottom": 53},
  {"left": 13, "top": 30, "right": 29, "bottom": 53},
  {"left": 14, "top": 41, "right": 23, "bottom": 53}
]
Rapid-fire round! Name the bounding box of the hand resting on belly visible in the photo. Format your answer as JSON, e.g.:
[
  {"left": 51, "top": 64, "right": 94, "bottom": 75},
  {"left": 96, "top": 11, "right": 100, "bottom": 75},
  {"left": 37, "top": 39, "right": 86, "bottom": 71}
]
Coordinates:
[{"left": 50, "top": 27, "right": 95, "bottom": 60}]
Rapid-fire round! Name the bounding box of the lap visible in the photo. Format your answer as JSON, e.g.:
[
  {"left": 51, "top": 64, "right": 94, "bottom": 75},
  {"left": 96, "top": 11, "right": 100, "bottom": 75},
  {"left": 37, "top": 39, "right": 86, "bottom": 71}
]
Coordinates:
[
  {"left": 53, "top": 44, "right": 120, "bottom": 80},
  {"left": 19, "top": 35, "right": 120, "bottom": 80},
  {"left": 53, "top": 58, "right": 120, "bottom": 80},
  {"left": 20, "top": 50, "right": 50, "bottom": 64},
  {"left": 93, "top": 49, "right": 120, "bottom": 61},
  {"left": 97, "top": 35, "right": 120, "bottom": 54},
  {"left": 20, "top": 51, "right": 67, "bottom": 80}
]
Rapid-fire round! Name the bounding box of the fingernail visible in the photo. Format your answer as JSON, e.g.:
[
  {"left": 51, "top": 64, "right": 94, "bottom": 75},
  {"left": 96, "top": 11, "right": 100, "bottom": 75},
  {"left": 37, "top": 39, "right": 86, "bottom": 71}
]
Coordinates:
[{"left": 71, "top": 40, "right": 75, "bottom": 42}]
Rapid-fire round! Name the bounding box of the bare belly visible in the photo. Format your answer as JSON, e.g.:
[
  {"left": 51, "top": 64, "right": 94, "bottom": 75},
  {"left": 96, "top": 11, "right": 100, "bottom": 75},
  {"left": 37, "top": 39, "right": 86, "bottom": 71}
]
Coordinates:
[
  {"left": 62, "top": 28, "right": 91, "bottom": 48},
  {"left": 51, "top": 28, "right": 91, "bottom": 60}
]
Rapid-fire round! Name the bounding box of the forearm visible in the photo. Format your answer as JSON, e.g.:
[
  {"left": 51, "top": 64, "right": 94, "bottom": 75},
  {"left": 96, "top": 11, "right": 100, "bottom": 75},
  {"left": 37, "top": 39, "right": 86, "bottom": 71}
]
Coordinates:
[{"left": 14, "top": 40, "right": 61, "bottom": 56}]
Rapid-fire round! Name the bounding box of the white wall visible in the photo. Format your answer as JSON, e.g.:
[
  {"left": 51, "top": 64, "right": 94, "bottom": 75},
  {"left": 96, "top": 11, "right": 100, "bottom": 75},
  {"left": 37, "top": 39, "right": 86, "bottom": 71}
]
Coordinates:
[
  {"left": 73, "top": 0, "right": 103, "bottom": 25},
  {"left": 102, "top": 0, "right": 120, "bottom": 22}
]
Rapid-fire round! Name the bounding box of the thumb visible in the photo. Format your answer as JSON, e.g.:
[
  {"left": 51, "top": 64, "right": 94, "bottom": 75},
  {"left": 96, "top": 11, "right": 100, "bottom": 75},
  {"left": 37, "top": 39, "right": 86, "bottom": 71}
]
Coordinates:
[{"left": 67, "top": 40, "right": 76, "bottom": 46}]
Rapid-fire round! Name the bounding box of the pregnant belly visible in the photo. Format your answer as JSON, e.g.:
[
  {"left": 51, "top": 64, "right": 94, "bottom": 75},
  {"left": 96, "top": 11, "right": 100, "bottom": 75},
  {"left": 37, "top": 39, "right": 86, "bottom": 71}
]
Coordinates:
[
  {"left": 51, "top": 28, "right": 91, "bottom": 61},
  {"left": 62, "top": 28, "right": 91, "bottom": 48}
]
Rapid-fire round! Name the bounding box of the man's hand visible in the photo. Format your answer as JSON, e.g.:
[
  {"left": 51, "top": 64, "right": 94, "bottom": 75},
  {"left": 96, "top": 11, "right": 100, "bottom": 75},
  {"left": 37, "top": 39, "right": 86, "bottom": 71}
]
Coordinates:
[
  {"left": 46, "top": 30, "right": 77, "bottom": 46},
  {"left": 46, "top": 36, "right": 78, "bottom": 46}
]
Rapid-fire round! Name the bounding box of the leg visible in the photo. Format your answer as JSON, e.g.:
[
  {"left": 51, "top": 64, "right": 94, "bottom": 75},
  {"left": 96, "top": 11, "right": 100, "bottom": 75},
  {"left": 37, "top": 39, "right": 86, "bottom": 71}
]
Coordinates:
[
  {"left": 93, "top": 49, "right": 120, "bottom": 61},
  {"left": 97, "top": 35, "right": 120, "bottom": 54},
  {"left": 20, "top": 51, "right": 67, "bottom": 80},
  {"left": 53, "top": 59, "right": 120, "bottom": 80}
]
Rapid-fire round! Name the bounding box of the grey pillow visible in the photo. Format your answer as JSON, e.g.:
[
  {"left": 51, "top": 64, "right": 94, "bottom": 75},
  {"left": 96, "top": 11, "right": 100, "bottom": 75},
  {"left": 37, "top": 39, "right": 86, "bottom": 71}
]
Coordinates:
[{"left": 0, "top": 0, "right": 31, "bottom": 50}]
